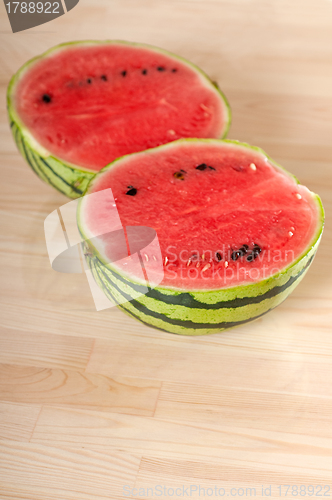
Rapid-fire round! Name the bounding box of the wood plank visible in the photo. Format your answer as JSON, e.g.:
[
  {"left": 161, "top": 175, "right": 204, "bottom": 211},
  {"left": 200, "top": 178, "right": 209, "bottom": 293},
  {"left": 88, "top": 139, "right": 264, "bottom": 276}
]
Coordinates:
[
  {"left": 0, "top": 364, "right": 161, "bottom": 416},
  {"left": 30, "top": 406, "right": 332, "bottom": 462},
  {"left": 155, "top": 381, "right": 332, "bottom": 437},
  {"left": 0, "top": 441, "right": 140, "bottom": 500},
  {"left": 135, "top": 456, "right": 332, "bottom": 500},
  {"left": 0, "top": 402, "right": 41, "bottom": 442},
  {"left": 86, "top": 327, "right": 332, "bottom": 391},
  {"left": 0, "top": 330, "right": 94, "bottom": 371}
]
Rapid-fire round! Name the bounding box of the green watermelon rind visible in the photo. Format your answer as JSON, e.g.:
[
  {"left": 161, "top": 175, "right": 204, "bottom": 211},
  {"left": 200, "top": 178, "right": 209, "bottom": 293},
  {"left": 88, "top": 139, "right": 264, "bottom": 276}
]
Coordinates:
[
  {"left": 8, "top": 119, "right": 95, "bottom": 198},
  {"left": 77, "top": 138, "right": 324, "bottom": 335},
  {"left": 7, "top": 40, "right": 231, "bottom": 199}
]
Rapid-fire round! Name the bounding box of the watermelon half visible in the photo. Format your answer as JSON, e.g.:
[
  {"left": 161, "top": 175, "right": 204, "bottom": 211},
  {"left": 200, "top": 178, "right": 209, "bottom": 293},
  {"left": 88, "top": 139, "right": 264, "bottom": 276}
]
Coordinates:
[
  {"left": 7, "top": 41, "right": 230, "bottom": 198},
  {"left": 77, "top": 139, "right": 324, "bottom": 336}
]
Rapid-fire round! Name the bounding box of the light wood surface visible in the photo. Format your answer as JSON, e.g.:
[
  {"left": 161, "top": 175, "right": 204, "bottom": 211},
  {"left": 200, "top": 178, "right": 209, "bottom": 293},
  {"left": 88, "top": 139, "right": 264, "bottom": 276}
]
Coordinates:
[{"left": 1, "top": 1, "right": 332, "bottom": 498}]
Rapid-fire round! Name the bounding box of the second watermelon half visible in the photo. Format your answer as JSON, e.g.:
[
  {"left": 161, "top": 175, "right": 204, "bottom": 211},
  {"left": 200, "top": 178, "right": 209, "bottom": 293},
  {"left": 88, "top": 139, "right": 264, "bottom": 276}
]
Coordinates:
[{"left": 77, "top": 139, "right": 324, "bottom": 335}]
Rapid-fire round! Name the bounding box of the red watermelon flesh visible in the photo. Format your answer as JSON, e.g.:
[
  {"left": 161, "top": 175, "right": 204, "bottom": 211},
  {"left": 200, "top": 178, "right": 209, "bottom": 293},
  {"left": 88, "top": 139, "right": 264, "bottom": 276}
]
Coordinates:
[
  {"left": 81, "top": 140, "right": 322, "bottom": 290},
  {"left": 13, "top": 42, "right": 228, "bottom": 171}
]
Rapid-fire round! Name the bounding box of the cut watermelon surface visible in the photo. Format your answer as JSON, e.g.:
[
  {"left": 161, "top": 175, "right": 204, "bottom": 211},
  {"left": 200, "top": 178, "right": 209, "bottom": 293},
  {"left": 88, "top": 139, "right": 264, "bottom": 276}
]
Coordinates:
[
  {"left": 8, "top": 41, "right": 230, "bottom": 197},
  {"left": 77, "top": 139, "right": 324, "bottom": 335}
]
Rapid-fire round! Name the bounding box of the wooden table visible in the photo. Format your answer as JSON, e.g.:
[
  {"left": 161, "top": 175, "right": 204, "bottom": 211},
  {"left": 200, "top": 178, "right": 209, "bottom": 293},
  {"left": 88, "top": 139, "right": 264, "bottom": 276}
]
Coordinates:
[{"left": 0, "top": 1, "right": 332, "bottom": 498}]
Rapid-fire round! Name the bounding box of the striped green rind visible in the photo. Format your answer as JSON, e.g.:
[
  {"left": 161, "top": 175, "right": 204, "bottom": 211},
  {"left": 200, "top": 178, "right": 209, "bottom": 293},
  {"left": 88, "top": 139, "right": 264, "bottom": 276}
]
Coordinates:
[
  {"left": 9, "top": 118, "right": 94, "bottom": 198},
  {"left": 82, "top": 243, "right": 317, "bottom": 336},
  {"left": 78, "top": 139, "right": 324, "bottom": 335},
  {"left": 7, "top": 40, "right": 231, "bottom": 199}
]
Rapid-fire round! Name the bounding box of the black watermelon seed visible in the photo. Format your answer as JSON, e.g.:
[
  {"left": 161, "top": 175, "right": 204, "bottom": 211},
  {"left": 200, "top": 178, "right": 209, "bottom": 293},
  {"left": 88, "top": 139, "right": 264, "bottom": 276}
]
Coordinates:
[
  {"left": 126, "top": 188, "right": 137, "bottom": 196},
  {"left": 87, "top": 78, "right": 92, "bottom": 84},
  {"left": 196, "top": 163, "right": 208, "bottom": 171},
  {"left": 42, "top": 94, "right": 52, "bottom": 103},
  {"left": 121, "top": 70, "right": 127, "bottom": 77},
  {"left": 172, "top": 68, "right": 177, "bottom": 72},
  {"left": 246, "top": 244, "right": 262, "bottom": 262},
  {"left": 238, "top": 245, "right": 248, "bottom": 256},
  {"left": 173, "top": 171, "right": 185, "bottom": 180},
  {"left": 216, "top": 252, "right": 222, "bottom": 262},
  {"left": 142, "top": 69, "right": 148, "bottom": 75},
  {"left": 231, "top": 251, "right": 240, "bottom": 261},
  {"left": 157, "top": 66, "right": 165, "bottom": 71},
  {"left": 208, "top": 166, "right": 216, "bottom": 171},
  {"left": 101, "top": 75, "right": 108, "bottom": 81},
  {"left": 252, "top": 246, "right": 262, "bottom": 257},
  {"left": 180, "top": 169, "right": 187, "bottom": 173}
]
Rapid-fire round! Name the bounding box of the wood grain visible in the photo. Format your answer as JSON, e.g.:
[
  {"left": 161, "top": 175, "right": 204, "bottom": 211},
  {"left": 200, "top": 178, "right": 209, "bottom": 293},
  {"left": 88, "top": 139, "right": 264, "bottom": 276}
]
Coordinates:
[
  {"left": 29, "top": 405, "right": 332, "bottom": 458},
  {"left": 0, "top": 329, "right": 94, "bottom": 371},
  {"left": 0, "top": 402, "right": 41, "bottom": 442},
  {"left": 136, "top": 456, "right": 332, "bottom": 499},
  {"left": 0, "top": 441, "right": 140, "bottom": 500},
  {"left": 86, "top": 329, "right": 332, "bottom": 391},
  {"left": 0, "top": 364, "right": 161, "bottom": 416},
  {"left": 155, "top": 381, "right": 332, "bottom": 436},
  {"left": 1, "top": 0, "right": 332, "bottom": 498}
]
